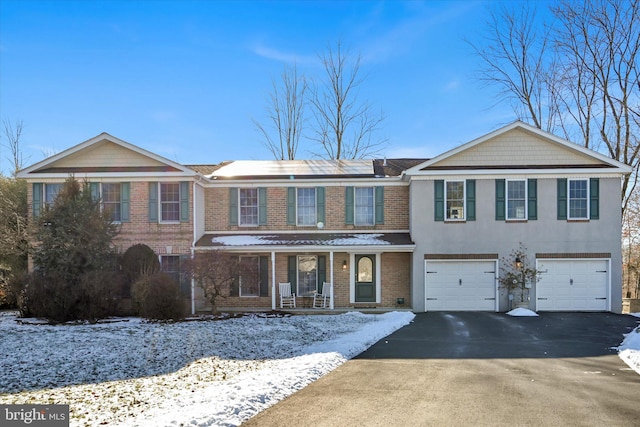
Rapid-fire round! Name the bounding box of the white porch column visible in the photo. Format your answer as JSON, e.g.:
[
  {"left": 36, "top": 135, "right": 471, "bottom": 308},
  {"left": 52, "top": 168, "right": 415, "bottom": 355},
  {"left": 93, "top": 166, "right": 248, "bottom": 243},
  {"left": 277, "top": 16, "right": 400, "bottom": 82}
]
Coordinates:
[
  {"left": 271, "top": 251, "right": 276, "bottom": 310},
  {"left": 330, "top": 251, "right": 334, "bottom": 309}
]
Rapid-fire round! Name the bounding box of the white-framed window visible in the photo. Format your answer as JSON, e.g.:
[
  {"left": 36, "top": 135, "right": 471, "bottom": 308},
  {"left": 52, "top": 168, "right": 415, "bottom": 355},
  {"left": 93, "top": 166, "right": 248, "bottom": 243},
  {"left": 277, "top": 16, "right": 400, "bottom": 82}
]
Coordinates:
[
  {"left": 239, "top": 256, "right": 260, "bottom": 297},
  {"left": 44, "top": 183, "right": 63, "bottom": 206},
  {"left": 239, "top": 188, "right": 258, "bottom": 226},
  {"left": 297, "top": 188, "right": 316, "bottom": 226},
  {"left": 568, "top": 179, "right": 589, "bottom": 219},
  {"left": 506, "top": 180, "right": 527, "bottom": 220},
  {"left": 355, "top": 187, "right": 374, "bottom": 225},
  {"left": 101, "top": 183, "right": 122, "bottom": 222},
  {"left": 297, "top": 255, "right": 317, "bottom": 297},
  {"left": 445, "top": 180, "right": 465, "bottom": 220},
  {"left": 160, "top": 183, "right": 180, "bottom": 222}
]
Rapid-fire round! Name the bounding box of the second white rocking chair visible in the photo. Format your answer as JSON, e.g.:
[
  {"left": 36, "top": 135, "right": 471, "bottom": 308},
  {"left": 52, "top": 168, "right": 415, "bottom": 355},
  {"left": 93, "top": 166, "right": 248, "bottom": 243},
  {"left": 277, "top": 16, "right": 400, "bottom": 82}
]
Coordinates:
[{"left": 313, "top": 282, "right": 331, "bottom": 309}]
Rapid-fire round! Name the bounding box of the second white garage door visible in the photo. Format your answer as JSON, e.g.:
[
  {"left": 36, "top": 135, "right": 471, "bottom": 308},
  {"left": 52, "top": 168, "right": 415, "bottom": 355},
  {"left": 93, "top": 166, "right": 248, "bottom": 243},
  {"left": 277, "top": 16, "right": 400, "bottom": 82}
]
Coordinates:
[
  {"left": 536, "top": 259, "right": 609, "bottom": 311},
  {"left": 425, "top": 260, "right": 497, "bottom": 311}
]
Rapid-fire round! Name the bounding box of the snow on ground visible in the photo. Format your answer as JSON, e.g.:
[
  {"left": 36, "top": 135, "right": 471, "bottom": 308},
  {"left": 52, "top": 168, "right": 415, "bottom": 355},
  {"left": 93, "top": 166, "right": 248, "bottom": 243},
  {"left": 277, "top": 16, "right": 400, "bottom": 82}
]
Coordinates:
[
  {"left": 0, "top": 310, "right": 414, "bottom": 426},
  {"left": 506, "top": 307, "right": 539, "bottom": 317},
  {"left": 618, "top": 312, "right": 640, "bottom": 375}
]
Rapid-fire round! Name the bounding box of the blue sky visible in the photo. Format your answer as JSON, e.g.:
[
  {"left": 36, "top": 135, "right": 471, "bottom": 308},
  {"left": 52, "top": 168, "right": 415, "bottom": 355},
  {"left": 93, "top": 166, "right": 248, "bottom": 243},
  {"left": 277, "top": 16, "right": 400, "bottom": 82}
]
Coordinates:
[{"left": 0, "top": 0, "right": 536, "bottom": 173}]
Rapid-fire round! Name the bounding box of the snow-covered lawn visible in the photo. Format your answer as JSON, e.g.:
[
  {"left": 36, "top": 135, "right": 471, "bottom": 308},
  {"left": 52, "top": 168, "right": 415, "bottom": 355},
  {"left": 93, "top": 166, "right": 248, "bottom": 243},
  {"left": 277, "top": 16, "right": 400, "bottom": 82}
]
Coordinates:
[
  {"left": 0, "top": 310, "right": 414, "bottom": 426},
  {"left": 1, "top": 310, "right": 638, "bottom": 427},
  {"left": 618, "top": 312, "right": 640, "bottom": 375}
]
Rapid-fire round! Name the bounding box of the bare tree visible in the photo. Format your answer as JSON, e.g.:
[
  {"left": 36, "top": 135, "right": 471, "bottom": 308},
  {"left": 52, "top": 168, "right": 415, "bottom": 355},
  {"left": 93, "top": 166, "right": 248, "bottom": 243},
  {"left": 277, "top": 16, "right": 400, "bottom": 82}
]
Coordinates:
[
  {"left": 254, "top": 64, "right": 307, "bottom": 160},
  {"left": 470, "top": 4, "right": 557, "bottom": 132},
  {"left": 310, "top": 41, "right": 387, "bottom": 159},
  {"left": 183, "top": 251, "right": 254, "bottom": 314},
  {"left": 623, "top": 188, "right": 640, "bottom": 299},
  {"left": 471, "top": 0, "right": 640, "bottom": 216},
  {"left": 2, "top": 119, "right": 27, "bottom": 177},
  {"left": 552, "top": 0, "right": 640, "bottom": 214}
]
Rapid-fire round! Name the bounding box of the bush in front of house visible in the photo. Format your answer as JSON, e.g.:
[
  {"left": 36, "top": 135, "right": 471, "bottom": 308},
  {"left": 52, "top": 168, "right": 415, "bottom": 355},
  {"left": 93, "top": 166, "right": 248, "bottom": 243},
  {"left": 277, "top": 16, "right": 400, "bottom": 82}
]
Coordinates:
[
  {"left": 131, "top": 272, "right": 184, "bottom": 320},
  {"left": 120, "top": 243, "right": 161, "bottom": 296},
  {"left": 20, "top": 268, "right": 124, "bottom": 322}
]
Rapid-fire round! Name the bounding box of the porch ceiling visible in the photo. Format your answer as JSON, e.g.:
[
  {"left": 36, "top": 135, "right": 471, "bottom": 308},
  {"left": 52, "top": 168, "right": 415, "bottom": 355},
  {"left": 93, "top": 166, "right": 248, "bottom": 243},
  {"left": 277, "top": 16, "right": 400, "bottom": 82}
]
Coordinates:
[{"left": 194, "top": 232, "right": 415, "bottom": 252}]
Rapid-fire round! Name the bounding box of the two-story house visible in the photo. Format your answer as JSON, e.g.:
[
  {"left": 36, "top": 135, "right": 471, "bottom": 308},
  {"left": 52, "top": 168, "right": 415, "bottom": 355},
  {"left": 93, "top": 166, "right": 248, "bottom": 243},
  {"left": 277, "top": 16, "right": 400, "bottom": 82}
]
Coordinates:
[{"left": 17, "top": 121, "right": 631, "bottom": 313}]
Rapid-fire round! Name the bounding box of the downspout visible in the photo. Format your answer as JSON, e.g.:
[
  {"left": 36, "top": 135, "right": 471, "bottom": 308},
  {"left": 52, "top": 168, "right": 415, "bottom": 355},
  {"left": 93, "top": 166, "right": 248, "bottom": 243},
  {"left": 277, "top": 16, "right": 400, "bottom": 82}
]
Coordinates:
[{"left": 190, "top": 178, "right": 201, "bottom": 316}]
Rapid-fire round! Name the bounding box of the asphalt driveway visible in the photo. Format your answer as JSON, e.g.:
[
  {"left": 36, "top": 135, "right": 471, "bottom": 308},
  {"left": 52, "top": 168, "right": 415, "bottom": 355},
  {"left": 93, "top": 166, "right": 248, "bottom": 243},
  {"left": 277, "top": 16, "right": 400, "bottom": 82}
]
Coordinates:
[{"left": 242, "top": 312, "right": 640, "bottom": 427}]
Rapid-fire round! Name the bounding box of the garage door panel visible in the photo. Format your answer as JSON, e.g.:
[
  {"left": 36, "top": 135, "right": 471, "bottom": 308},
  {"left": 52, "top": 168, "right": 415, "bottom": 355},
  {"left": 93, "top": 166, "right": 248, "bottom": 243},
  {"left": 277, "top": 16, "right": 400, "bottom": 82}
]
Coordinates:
[
  {"left": 537, "top": 260, "right": 608, "bottom": 311},
  {"left": 425, "top": 261, "right": 496, "bottom": 311}
]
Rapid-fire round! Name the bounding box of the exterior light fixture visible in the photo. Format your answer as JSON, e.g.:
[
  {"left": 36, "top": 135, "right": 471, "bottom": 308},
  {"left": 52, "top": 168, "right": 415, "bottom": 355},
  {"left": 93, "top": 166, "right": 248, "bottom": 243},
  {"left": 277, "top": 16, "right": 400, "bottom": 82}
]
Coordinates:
[
  {"left": 515, "top": 256, "right": 523, "bottom": 270},
  {"left": 342, "top": 260, "right": 347, "bottom": 270}
]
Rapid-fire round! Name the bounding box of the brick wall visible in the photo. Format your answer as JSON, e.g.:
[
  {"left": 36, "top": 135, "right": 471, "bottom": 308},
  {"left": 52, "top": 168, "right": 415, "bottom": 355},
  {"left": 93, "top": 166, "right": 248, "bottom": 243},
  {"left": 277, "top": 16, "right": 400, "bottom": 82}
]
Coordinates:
[
  {"left": 115, "top": 182, "right": 193, "bottom": 255},
  {"left": 204, "top": 185, "right": 410, "bottom": 231}
]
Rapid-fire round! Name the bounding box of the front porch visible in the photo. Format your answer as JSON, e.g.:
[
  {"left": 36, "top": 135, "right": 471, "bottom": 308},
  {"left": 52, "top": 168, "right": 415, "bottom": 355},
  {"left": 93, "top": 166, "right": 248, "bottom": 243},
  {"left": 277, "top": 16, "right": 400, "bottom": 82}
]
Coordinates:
[{"left": 191, "top": 232, "right": 415, "bottom": 314}]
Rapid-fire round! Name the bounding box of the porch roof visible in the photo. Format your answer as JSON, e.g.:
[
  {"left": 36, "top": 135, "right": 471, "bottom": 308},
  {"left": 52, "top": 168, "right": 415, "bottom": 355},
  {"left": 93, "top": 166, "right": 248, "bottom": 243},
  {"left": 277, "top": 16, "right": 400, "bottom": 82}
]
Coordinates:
[{"left": 194, "top": 232, "right": 415, "bottom": 252}]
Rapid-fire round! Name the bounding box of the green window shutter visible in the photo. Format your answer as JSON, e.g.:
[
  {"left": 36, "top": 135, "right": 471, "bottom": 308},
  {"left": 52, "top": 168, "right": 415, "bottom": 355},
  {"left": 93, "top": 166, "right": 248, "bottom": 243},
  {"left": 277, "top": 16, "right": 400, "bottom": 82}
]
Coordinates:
[
  {"left": 375, "top": 186, "right": 384, "bottom": 224},
  {"left": 527, "top": 179, "right": 537, "bottom": 220},
  {"left": 345, "top": 187, "right": 354, "bottom": 225},
  {"left": 148, "top": 182, "right": 158, "bottom": 222},
  {"left": 259, "top": 256, "right": 269, "bottom": 297},
  {"left": 32, "top": 183, "right": 43, "bottom": 218},
  {"left": 287, "top": 256, "right": 298, "bottom": 294},
  {"left": 317, "top": 255, "right": 326, "bottom": 293},
  {"left": 590, "top": 178, "right": 599, "bottom": 220},
  {"left": 287, "top": 187, "right": 296, "bottom": 225},
  {"left": 90, "top": 182, "right": 100, "bottom": 201},
  {"left": 258, "top": 187, "right": 267, "bottom": 225},
  {"left": 316, "top": 187, "right": 325, "bottom": 224},
  {"left": 121, "top": 183, "right": 130, "bottom": 222},
  {"left": 230, "top": 256, "right": 239, "bottom": 297},
  {"left": 229, "top": 188, "right": 238, "bottom": 225},
  {"left": 495, "top": 180, "right": 505, "bottom": 221},
  {"left": 557, "top": 178, "right": 567, "bottom": 220},
  {"left": 434, "top": 180, "right": 444, "bottom": 221},
  {"left": 466, "top": 180, "right": 476, "bottom": 221},
  {"left": 180, "top": 182, "right": 189, "bottom": 222}
]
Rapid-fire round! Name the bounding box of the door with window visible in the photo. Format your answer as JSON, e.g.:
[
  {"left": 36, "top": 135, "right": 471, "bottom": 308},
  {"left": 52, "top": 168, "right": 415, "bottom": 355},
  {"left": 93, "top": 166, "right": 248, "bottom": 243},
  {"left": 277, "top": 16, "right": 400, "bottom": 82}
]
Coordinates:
[{"left": 355, "top": 255, "right": 375, "bottom": 302}]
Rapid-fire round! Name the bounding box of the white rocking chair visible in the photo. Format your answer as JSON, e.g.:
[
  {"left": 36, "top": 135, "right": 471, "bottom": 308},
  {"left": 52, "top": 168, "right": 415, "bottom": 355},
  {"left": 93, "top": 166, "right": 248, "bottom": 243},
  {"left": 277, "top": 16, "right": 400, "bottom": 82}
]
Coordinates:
[
  {"left": 313, "top": 282, "right": 331, "bottom": 309},
  {"left": 279, "top": 282, "right": 296, "bottom": 308}
]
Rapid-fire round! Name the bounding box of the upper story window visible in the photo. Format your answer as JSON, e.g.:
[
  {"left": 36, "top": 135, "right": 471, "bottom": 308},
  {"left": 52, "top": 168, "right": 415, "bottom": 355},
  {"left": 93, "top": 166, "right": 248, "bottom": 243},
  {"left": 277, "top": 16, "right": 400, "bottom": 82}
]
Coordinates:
[
  {"left": 239, "top": 188, "right": 259, "bottom": 226},
  {"left": 297, "top": 188, "right": 317, "bottom": 226},
  {"left": 45, "top": 183, "right": 63, "bottom": 206},
  {"left": 435, "top": 180, "right": 475, "bottom": 222},
  {"left": 102, "top": 183, "right": 122, "bottom": 222},
  {"left": 355, "top": 187, "right": 374, "bottom": 225},
  {"left": 568, "top": 179, "right": 589, "bottom": 219},
  {"left": 507, "top": 180, "right": 527, "bottom": 220},
  {"left": 160, "top": 183, "right": 180, "bottom": 222},
  {"left": 446, "top": 180, "right": 465, "bottom": 220}
]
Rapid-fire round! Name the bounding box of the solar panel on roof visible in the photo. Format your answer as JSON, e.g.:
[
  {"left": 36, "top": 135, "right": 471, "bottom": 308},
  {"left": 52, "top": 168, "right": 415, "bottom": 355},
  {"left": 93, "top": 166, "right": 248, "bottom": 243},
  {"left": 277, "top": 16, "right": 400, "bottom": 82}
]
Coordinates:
[{"left": 210, "top": 160, "right": 374, "bottom": 178}]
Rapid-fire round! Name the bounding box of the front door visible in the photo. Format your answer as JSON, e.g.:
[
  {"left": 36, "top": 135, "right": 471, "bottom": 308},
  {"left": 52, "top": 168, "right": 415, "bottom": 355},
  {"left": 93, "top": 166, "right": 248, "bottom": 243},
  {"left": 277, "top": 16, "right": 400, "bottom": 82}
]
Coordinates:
[{"left": 355, "top": 254, "right": 376, "bottom": 302}]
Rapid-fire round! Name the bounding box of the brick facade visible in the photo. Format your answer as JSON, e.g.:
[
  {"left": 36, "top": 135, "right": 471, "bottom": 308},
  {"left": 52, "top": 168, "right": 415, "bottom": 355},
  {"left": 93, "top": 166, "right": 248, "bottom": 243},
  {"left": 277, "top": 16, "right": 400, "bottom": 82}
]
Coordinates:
[{"left": 204, "top": 185, "right": 409, "bottom": 231}]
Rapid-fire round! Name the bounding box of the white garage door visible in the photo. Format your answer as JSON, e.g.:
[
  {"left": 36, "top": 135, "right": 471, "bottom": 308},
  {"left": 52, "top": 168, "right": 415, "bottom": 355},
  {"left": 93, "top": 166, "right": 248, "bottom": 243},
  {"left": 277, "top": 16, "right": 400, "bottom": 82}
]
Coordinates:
[
  {"left": 537, "top": 259, "right": 609, "bottom": 311},
  {"left": 425, "top": 261, "right": 497, "bottom": 311}
]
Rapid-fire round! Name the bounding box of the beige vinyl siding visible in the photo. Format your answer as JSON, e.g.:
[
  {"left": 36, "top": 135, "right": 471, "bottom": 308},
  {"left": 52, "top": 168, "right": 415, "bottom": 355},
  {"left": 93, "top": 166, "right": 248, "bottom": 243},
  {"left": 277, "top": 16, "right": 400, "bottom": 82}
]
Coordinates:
[
  {"left": 53, "top": 140, "right": 167, "bottom": 168},
  {"left": 431, "top": 128, "right": 604, "bottom": 168}
]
